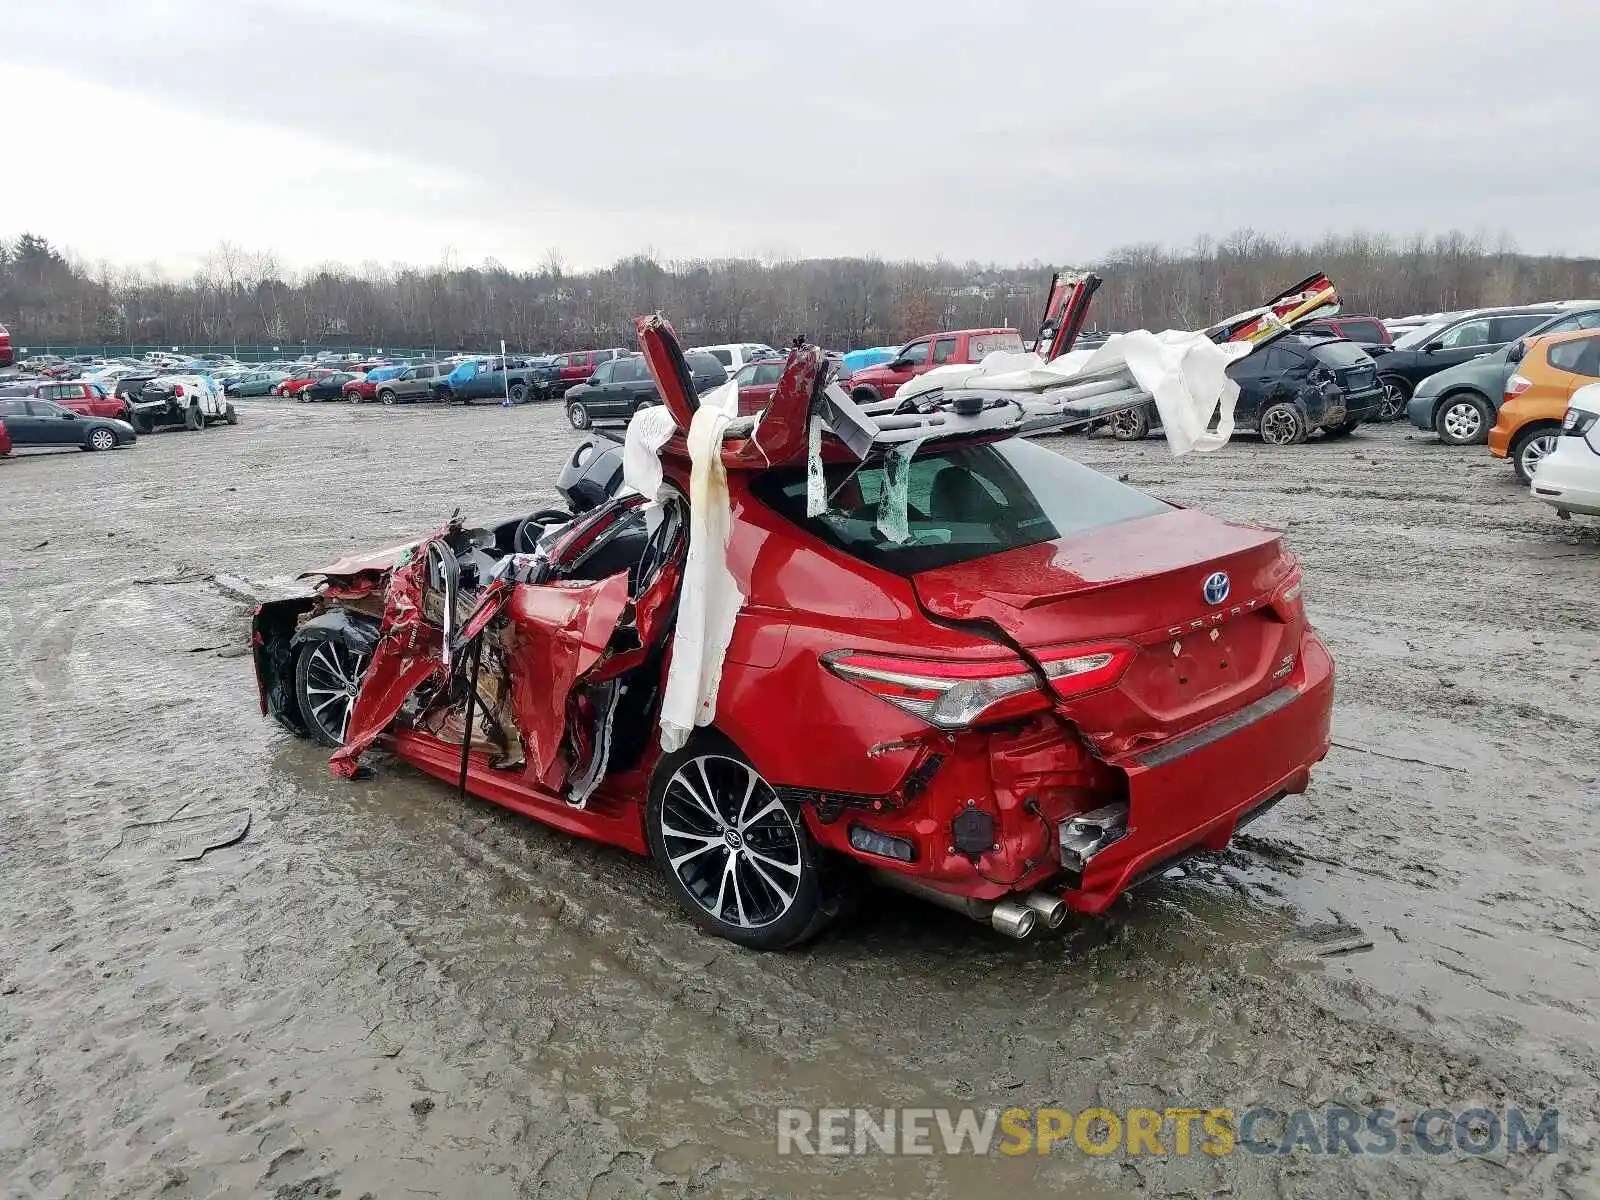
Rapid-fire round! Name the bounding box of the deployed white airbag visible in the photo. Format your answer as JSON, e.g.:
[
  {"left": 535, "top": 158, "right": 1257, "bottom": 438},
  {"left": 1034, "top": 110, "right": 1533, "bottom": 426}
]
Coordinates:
[{"left": 896, "top": 330, "right": 1254, "bottom": 456}]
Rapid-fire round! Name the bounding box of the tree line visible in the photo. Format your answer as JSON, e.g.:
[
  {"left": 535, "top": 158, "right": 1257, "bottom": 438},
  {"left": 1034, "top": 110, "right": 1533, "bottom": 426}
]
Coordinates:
[{"left": 4, "top": 230, "right": 1598, "bottom": 354}]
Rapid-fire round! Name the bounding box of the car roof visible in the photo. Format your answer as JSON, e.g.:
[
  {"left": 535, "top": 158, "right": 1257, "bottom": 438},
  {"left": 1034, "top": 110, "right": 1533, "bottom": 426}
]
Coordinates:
[{"left": 1530, "top": 327, "right": 1600, "bottom": 346}]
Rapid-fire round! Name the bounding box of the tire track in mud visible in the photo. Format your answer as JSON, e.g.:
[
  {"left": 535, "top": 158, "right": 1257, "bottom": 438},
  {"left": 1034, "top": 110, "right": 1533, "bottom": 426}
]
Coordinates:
[{"left": 3, "top": 407, "right": 1599, "bottom": 1199}]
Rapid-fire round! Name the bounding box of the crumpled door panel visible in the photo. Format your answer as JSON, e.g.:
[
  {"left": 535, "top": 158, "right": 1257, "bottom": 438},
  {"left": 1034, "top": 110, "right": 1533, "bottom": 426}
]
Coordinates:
[{"left": 505, "top": 575, "right": 631, "bottom": 791}]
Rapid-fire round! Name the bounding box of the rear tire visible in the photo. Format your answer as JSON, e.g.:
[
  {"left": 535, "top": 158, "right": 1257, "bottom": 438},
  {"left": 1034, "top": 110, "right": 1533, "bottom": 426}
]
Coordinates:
[
  {"left": 378, "top": 389, "right": 397, "bottom": 406},
  {"left": 1377, "top": 376, "right": 1410, "bottom": 422},
  {"left": 87, "top": 427, "right": 118, "bottom": 451},
  {"left": 1511, "top": 424, "right": 1561, "bottom": 484},
  {"left": 508, "top": 383, "right": 527, "bottom": 403},
  {"left": 646, "top": 736, "right": 830, "bottom": 950},
  {"left": 1323, "top": 419, "right": 1361, "bottom": 438},
  {"left": 224, "top": 403, "right": 238, "bottom": 425},
  {"left": 184, "top": 402, "right": 204, "bottom": 431},
  {"left": 1436, "top": 394, "right": 1492, "bottom": 445},
  {"left": 851, "top": 385, "right": 883, "bottom": 405},
  {"left": 567, "top": 401, "right": 591, "bottom": 430},
  {"left": 1259, "top": 402, "right": 1308, "bottom": 446}
]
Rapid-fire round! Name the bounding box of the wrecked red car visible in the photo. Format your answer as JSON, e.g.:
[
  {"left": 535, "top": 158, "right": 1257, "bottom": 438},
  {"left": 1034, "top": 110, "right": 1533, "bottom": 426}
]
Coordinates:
[{"left": 252, "top": 317, "right": 1334, "bottom": 949}]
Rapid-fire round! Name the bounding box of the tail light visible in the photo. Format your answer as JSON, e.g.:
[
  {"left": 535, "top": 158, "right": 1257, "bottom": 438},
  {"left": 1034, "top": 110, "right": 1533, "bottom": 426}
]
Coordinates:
[
  {"left": 822, "top": 643, "right": 1135, "bottom": 730},
  {"left": 1505, "top": 375, "right": 1532, "bottom": 403},
  {"left": 173, "top": 384, "right": 185, "bottom": 397},
  {"left": 1563, "top": 407, "right": 1597, "bottom": 436}
]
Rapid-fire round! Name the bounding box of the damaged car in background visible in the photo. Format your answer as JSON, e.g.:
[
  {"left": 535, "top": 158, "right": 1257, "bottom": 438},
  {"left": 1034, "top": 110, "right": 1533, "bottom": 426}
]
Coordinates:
[{"left": 252, "top": 311, "right": 1334, "bottom": 949}]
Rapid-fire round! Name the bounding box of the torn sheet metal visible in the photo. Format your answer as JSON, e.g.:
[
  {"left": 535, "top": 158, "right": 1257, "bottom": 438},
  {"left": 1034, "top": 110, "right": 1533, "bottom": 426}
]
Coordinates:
[
  {"left": 660, "top": 379, "right": 746, "bottom": 752},
  {"left": 505, "top": 574, "right": 631, "bottom": 790},
  {"left": 896, "top": 330, "right": 1253, "bottom": 457},
  {"left": 331, "top": 534, "right": 447, "bottom": 779}
]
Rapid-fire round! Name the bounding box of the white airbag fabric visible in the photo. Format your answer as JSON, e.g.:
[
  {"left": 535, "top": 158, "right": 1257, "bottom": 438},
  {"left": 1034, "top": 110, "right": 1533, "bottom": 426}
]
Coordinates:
[
  {"left": 657, "top": 380, "right": 746, "bottom": 752},
  {"left": 622, "top": 403, "right": 679, "bottom": 501},
  {"left": 896, "top": 330, "right": 1254, "bottom": 456}
]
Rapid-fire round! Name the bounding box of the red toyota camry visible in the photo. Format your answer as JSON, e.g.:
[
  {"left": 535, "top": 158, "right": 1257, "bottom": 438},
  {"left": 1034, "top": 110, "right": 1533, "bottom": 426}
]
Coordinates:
[{"left": 252, "top": 317, "right": 1333, "bottom": 949}]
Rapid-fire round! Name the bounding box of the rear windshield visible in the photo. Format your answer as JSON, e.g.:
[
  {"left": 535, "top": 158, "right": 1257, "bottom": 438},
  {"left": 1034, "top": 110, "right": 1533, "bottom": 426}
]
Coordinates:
[
  {"left": 1308, "top": 340, "right": 1373, "bottom": 367},
  {"left": 1340, "top": 319, "right": 1386, "bottom": 342},
  {"left": 687, "top": 352, "right": 724, "bottom": 374},
  {"left": 749, "top": 438, "right": 1170, "bottom": 576}
]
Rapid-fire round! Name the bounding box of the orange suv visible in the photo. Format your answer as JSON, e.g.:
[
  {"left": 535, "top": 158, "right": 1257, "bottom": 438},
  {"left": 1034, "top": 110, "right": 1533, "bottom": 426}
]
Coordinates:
[{"left": 1492, "top": 329, "right": 1600, "bottom": 481}]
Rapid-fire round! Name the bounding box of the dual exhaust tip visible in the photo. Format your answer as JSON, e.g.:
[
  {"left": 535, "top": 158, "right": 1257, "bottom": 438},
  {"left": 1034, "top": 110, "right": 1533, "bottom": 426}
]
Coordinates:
[
  {"left": 872, "top": 872, "right": 1071, "bottom": 940},
  {"left": 991, "top": 892, "right": 1070, "bottom": 940}
]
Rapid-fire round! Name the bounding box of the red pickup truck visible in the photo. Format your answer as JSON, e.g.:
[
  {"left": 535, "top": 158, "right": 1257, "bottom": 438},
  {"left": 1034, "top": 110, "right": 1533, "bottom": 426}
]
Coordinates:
[{"left": 846, "top": 327, "right": 1027, "bottom": 402}]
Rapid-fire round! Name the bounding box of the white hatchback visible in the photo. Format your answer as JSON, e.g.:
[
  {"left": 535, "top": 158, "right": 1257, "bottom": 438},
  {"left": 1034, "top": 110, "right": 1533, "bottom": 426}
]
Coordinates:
[{"left": 1530, "top": 382, "right": 1600, "bottom": 518}]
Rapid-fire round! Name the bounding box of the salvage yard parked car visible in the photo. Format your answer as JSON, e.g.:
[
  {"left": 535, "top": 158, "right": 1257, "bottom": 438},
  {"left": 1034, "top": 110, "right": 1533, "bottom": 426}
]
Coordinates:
[
  {"left": 563, "top": 350, "right": 727, "bottom": 428},
  {"left": 1530, "top": 383, "right": 1600, "bottom": 519},
  {"left": 384, "top": 362, "right": 452, "bottom": 404},
  {"left": 544, "top": 349, "right": 628, "bottom": 399},
  {"left": 1110, "top": 334, "right": 1383, "bottom": 444},
  {"left": 848, "top": 328, "right": 1028, "bottom": 404},
  {"left": 297, "top": 371, "right": 361, "bottom": 402},
  {"left": 343, "top": 364, "right": 407, "bottom": 402},
  {"left": 1372, "top": 307, "right": 1559, "bottom": 420},
  {"left": 1406, "top": 306, "right": 1600, "bottom": 445},
  {"left": 251, "top": 317, "right": 1334, "bottom": 950},
  {"left": 1491, "top": 329, "right": 1600, "bottom": 482},
  {"left": 0, "top": 397, "right": 137, "bottom": 451},
  {"left": 227, "top": 370, "right": 291, "bottom": 397},
  {"left": 130, "top": 374, "right": 238, "bottom": 432},
  {"left": 0, "top": 379, "right": 132, "bottom": 420}
]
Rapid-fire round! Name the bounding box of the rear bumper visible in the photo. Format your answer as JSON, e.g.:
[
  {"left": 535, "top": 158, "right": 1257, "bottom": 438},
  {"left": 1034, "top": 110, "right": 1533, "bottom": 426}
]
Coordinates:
[
  {"left": 817, "top": 630, "right": 1335, "bottom": 913},
  {"left": 1064, "top": 638, "right": 1333, "bottom": 912},
  {"left": 1531, "top": 437, "right": 1600, "bottom": 514},
  {"left": 1488, "top": 420, "right": 1513, "bottom": 457}
]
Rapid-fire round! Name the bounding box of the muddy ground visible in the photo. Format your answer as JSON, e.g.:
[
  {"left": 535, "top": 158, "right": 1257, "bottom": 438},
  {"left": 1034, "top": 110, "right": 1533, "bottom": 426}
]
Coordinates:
[{"left": 1, "top": 399, "right": 1598, "bottom": 1200}]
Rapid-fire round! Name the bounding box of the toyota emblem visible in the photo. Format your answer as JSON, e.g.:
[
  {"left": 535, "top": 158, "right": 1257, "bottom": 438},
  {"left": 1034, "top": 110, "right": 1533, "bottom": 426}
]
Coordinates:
[{"left": 1203, "top": 572, "right": 1231, "bottom": 606}]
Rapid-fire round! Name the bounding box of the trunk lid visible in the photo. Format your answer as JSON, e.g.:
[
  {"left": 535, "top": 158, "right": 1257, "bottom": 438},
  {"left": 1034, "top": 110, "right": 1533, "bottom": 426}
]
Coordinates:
[{"left": 912, "top": 508, "right": 1302, "bottom": 755}]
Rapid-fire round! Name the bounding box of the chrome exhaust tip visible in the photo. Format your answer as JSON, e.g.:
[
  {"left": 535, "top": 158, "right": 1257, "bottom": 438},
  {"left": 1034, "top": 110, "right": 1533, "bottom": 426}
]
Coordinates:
[
  {"left": 990, "top": 901, "right": 1038, "bottom": 940},
  {"left": 1024, "top": 891, "right": 1070, "bottom": 929}
]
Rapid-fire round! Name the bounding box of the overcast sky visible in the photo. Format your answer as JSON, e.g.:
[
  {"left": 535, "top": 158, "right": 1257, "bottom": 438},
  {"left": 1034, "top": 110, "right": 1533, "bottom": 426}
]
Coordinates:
[{"left": 3, "top": 0, "right": 1597, "bottom": 275}]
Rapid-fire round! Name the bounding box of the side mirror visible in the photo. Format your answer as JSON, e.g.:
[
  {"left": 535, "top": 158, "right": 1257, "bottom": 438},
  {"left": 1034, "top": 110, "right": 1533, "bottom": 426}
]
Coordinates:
[
  {"left": 1507, "top": 341, "right": 1526, "bottom": 364},
  {"left": 889, "top": 358, "right": 913, "bottom": 371},
  {"left": 1422, "top": 341, "right": 1444, "bottom": 353},
  {"left": 61, "top": 410, "right": 79, "bottom": 419}
]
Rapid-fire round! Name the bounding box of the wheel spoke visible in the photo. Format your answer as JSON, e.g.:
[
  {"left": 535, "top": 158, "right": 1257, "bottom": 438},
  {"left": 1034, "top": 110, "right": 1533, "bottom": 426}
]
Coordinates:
[
  {"left": 669, "top": 840, "right": 724, "bottom": 874},
  {"left": 729, "top": 857, "right": 749, "bottom": 926},
  {"left": 745, "top": 845, "right": 801, "bottom": 878},
  {"left": 735, "top": 771, "right": 758, "bottom": 829},
  {"left": 694, "top": 758, "right": 723, "bottom": 822},
  {"left": 309, "top": 692, "right": 345, "bottom": 717},
  {"left": 744, "top": 852, "right": 795, "bottom": 908},
  {"left": 671, "top": 770, "right": 723, "bottom": 826},
  {"left": 660, "top": 816, "right": 722, "bottom": 846},
  {"left": 740, "top": 797, "right": 784, "bottom": 833}
]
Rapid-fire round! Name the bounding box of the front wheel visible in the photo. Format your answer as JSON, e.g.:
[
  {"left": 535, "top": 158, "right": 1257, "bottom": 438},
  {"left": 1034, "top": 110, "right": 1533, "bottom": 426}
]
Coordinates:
[
  {"left": 1259, "top": 401, "right": 1308, "bottom": 446},
  {"left": 1109, "top": 404, "right": 1152, "bottom": 441},
  {"left": 1436, "top": 394, "right": 1491, "bottom": 445},
  {"left": 1377, "top": 376, "right": 1410, "bottom": 422},
  {"left": 294, "top": 640, "right": 369, "bottom": 748},
  {"left": 567, "top": 401, "right": 591, "bottom": 430},
  {"left": 646, "top": 740, "right": 830, "bottom": 950},
  {"left": 223, "top": 403, "right": 238, "bottom": 426},
  {"left": 1511, "top": 424, "right": 1560, "bottom": 484},
  {"left": 508, "top": 383, "right": 527, "bottom": 403}
]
